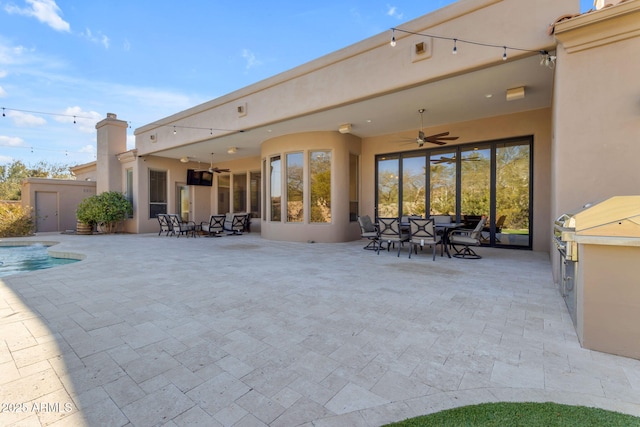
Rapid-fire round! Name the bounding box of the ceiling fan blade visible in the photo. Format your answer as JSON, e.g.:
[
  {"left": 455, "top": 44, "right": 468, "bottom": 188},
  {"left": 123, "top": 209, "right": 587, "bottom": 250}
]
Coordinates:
[
  {"left": 425, "top": 131, "right": 450, "bottom": 138},
  {"left": 427, "top": 136, "right": 459, "bottom": 141}
]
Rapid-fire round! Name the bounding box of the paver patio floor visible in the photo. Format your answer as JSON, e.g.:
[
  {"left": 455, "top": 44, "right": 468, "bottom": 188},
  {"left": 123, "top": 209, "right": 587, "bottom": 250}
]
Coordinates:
[{"left": 1, "top": 233, "right": 639, "bottom": 426}]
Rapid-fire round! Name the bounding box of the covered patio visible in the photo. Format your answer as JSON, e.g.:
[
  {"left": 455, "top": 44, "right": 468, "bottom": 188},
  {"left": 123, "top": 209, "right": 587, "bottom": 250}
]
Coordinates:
[{"left": 1, "top": 233, "right": 639, "bottom": 426}]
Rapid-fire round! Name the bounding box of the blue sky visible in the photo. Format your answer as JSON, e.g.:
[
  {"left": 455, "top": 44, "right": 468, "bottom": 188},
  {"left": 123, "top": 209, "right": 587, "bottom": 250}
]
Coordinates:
[{"left": 1, "top": 0, "right": 593, "bottom": 167}]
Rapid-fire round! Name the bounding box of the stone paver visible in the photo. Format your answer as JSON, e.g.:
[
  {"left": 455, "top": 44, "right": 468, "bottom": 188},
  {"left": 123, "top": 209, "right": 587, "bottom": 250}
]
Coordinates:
[{"left": 1, "top": 232, "right": 639, "bottom": 426}]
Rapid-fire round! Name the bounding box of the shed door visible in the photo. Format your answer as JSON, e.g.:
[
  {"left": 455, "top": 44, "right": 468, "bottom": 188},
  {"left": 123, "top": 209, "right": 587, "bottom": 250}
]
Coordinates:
[{"left": 35, "top": 191, "right": 58, "bottom": 232}]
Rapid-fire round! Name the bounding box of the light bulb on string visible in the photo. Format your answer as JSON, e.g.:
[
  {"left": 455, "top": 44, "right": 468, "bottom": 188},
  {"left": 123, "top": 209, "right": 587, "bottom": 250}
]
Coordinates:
[
  {"left": 452, "top": 39, "right": 457, "bottom": 55},
  {"left": 502, "top": 46, "right": 507, "bottom": 61},
  {"left": 173, "top": 126, "right": 177, "bottom": 135},
  {"left": 2, "top": 107, "right": 5, "bottom": 117},
  {"left": 390, "top": 29, "right": 396, "bottom": 47}
]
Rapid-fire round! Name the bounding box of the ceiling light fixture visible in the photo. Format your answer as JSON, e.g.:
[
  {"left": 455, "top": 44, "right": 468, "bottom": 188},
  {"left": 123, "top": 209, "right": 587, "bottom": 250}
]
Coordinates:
[
  {"left": 506, "top": 86, "right": 525, "bottom": 101},
  {"left": 338, "top": 123, "right": 352, "bottom": 134},
  {"left": 227, "top": 147, "right": 237, "bottom": 154},
  {"left": 180, "top": 156, "right": 189, "bottom": 163}
]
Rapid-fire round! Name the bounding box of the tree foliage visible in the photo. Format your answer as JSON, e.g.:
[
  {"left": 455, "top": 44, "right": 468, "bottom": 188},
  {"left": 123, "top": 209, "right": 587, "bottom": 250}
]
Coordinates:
[
  {"left": 76, "top": 191, "right": 132, "bottom": 233},
  {"left": 0, "top": 160, "right": 74, "bottom": 200},
  {"left": 0, "top": 203, "right": 34, "bottom": 237}
]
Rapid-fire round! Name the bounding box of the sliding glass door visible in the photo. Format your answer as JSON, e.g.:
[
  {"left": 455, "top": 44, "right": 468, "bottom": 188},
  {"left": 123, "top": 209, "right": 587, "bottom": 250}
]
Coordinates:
[{"left": 375, "top": 137, "right": 532, "bottom": 249}]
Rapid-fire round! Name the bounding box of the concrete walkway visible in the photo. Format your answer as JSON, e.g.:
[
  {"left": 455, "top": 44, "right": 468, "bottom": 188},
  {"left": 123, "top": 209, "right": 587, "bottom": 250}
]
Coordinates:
[{"left": 1, "top": 232, "right": 639, "bottom": 426}]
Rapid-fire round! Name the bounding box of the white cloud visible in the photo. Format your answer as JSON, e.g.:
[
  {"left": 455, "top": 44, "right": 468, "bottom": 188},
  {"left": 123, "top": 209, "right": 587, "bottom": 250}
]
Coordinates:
[
  {"left": 242, "top": 49, "right": 262, "bottom": 70},
  {"left": 55, "top": 106, "right": 102, "bottom": 133},
  {"left": 79, "top": 144, "right": 96, "bottom": 155},
  {"left": 0, "top": 86, "right": 6, "bottom": 97},
  {"left": 4, "top": 0, "right": 71, "bottom": 32},
  {"left": 0, "top": 135, "right": 25, "bottom": 147},
  {"left": 386, "top": 5, "right": 404, "bottom": 20},
  {"left": 7, "top": 110, "right": 47, "bottom": 127},
  {"left": 81, "top": 28, "right": 110, "bottom": 49}
]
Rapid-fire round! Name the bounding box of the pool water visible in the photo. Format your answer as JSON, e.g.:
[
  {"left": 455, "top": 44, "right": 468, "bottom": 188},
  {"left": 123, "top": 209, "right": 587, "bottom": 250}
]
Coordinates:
[{"left": 0, "top": 244, "right": 78, "bottom": 277}]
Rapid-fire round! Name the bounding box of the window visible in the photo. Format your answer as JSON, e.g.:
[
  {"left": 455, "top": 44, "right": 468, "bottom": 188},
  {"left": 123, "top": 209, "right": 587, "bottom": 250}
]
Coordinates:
[
  {"left": 377, "top": 155, "right": 399, "bottom": 218},
  {"left": 233, "top": 173, "right": 247, "bottom": 212},
  {"left": 286, "top": 152, "right": 304, "bottom": 222},
  {"left": 403, "top": 154, "right": 426, "bottom": 217},
  {"left": 218, "top": 175, "right": 230, "bottom": 214},
  {"left": 250, "top": 171, "right": 261, "bottom": 219},
  {"left": 310, "top": 150, "right": 331, "bottom": 223},
  {"left": 349, "top": 153, "right": 358, "bottom": 221},
  {"left": 149, "top": 169, "right": 167, "bottom": 218},
  {"left": 270, "top": 156, "right": 281, "bottom": 221},
  {"left": 125, "top": 168, "right": 133, "bottom": 218}
]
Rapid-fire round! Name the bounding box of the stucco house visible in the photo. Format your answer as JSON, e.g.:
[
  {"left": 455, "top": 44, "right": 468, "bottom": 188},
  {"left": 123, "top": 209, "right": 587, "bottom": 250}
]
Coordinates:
[
  {"left": 25, "top": 0, "right": 639, "bottom": 262},
  {"left": 21, "top": 0, "right": 640, "bottom": 357}
]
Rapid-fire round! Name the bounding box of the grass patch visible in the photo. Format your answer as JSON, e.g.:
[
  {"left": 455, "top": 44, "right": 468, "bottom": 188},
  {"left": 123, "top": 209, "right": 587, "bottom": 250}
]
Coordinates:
[{"left": 383, "top": 402, "right": 640, "bottom": 426}]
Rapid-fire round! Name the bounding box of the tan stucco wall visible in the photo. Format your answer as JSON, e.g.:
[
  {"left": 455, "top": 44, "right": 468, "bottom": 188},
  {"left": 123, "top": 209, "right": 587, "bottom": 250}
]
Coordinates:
[
  {"left": 260, "top": 131, "right": 362, "bottom": 243},
  {"left": 551, "top": 0, "right": 640, "bottom": 281},
  {"left": 21, "top": 178, "right": 96, "bottom": 232},
  {"left": 361, "top": 108, "right": 552, "bottom": 251}
]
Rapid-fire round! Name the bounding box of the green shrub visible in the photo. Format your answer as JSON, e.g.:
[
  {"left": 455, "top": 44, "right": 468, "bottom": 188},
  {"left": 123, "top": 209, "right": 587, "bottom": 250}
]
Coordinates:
[
  {"left": 76, "top": 191, "right": 132, "bottom": 234},
  {"left": 0, "top": 203, "right": 34, "bottom": 237}
]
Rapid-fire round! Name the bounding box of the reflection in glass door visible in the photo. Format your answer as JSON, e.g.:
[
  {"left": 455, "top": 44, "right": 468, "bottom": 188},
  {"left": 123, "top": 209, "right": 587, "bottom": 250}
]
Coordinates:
[
  {"left": 460, "top": 146, "right": 490, "bottom": 229},
  {"left": 402, "top": 155, "right": 426, "bottom": 217},
  {"left": 495, "top": 142, "right": 530, "bottom": 247},
  {"left": 176, "top": 184, "right": 189, "bottom": 222},
  {"left": 377, "top": 155, "right": 399, "bottom": 218},
  {"left": 429, "top": 150, "right": 457, "bottom": 216}
]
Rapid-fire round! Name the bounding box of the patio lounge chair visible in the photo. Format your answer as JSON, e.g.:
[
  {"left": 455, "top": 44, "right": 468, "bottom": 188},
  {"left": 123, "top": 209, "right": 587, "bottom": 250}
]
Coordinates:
[
  {"left": 157, "top": 214, "right": 172, "bottom": 236},
  {"left": 377, "top": 217, "right": 409, "bottom": 257},
  {"left": 408, "top": 218, "right": 442, "bottom": 260},
  {"left": 167, "top": 214, "right": 197, "bottom": 237},
  {"left": 223, "top": 213, "right": 248, "bottom": 235},
  {"left": 449, "top": 216, "right": 487, "bottom": 259},
  {"left": 201, "top": 214, "right": 225, "bottom": 237},
  {"left": 357, "top": 215, "right": 379, "bottom": 250}
]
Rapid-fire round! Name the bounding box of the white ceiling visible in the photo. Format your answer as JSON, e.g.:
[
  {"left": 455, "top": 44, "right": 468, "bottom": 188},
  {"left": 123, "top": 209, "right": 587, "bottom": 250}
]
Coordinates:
[{"left": 149, "top": 53, "right": 554, "bottom": 165}]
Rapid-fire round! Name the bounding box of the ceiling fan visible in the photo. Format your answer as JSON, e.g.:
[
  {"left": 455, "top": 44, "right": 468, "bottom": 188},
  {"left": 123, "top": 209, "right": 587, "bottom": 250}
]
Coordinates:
[
  {"left": 430, "top": 154, "right": 481, "bottom": 165},
  {"left": 195, "top": 153, "right": 230, "bottom": 174},
  {"left": 401, "top": 109, "right": 460, "bottom": 147}
]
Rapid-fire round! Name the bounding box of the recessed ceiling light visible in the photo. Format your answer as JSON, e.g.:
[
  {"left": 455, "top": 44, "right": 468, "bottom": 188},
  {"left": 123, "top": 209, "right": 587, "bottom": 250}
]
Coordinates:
[
  {"left": 485, "top": 94, "right": 493, "bottom": 99},
  {"left": 366, "top": 119, "right": 372, "bottom": 123}
]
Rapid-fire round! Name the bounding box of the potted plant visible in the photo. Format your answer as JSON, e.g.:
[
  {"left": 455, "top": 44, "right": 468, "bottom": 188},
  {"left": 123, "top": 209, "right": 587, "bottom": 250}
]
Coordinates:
[{"left": 76, "top": 191, "right": 132, "bottom": 234}]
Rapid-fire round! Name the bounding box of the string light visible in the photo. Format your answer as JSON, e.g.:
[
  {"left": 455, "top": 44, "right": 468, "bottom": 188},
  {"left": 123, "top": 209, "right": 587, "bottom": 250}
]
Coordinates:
[
  {"left": 2, "top": 106, "right": 247, "bottom": 136},
  {"left": 389, "top": 27, "right": 554, "bottom": 64},
  {"left": 0, "top": 107, "right": 98, "bottom": 121}
]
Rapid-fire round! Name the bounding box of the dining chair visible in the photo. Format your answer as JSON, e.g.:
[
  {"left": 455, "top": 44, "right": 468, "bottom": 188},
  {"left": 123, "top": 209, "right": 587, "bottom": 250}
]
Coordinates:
[
  {"left": 377, "top": 217, "right": 409, "bottom": 257},
  {"left": 408, "top": 218, "right": 442, "bottom": 260}
]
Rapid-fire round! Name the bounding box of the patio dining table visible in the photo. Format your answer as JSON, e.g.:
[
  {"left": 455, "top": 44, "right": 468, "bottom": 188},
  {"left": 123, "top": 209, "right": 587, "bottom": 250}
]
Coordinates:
[
  {"left": 434, "top": 222, "right": 464, "bottom": 258},
  {"left": 399, "top": 219, "right": 464, "bottom": 258}
]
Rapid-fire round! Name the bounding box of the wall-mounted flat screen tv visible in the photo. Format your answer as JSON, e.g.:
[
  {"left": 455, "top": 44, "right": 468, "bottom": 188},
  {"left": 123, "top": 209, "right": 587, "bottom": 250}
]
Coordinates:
[{"left": 186, "top": 169, "right": 213, "bottom": 186}]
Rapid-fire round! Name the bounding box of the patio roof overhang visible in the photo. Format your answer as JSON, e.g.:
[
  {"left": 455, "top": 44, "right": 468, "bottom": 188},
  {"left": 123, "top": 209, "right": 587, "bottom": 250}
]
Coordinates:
[{"left": 142, "top": 53, "right": 554, "bottom": 165}]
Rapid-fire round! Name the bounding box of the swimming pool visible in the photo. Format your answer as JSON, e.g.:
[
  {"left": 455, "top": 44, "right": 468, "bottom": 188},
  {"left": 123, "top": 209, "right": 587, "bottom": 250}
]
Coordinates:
[{"left": 0, "top": 244, "right": 79, "bottom": 277}]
